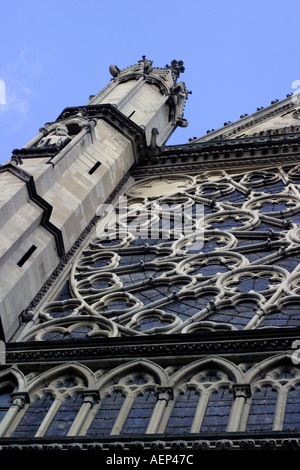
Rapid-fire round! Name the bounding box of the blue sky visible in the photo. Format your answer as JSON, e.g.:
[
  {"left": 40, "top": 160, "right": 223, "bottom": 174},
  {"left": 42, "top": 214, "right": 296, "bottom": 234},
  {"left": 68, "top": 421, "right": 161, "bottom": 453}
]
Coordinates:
[{"left": 0, "top": 0, "right": 299, "bottom": 164}]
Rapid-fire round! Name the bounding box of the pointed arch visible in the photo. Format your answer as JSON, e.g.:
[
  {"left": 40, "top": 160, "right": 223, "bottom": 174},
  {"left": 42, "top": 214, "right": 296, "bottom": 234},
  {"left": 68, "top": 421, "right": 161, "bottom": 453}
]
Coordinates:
[
  {"left": 95, "top": 358, "right": 168, "bottom": 390},
  {"left": 170, "top": 356, "right": 244, "bottom": 387},
  {"left": 242, "top": 353, "right": 300, "bottom": 433},
  {"left": 10, "top": 363, "right": 95, "bottom": 439},
  {"left": 0, "top": 366, "right": 26, "bottom": 392},
  {"left": 244, "top": 353, "right": 293, "bottom": 383},
  {"left": 83, "top": 360, "right": 168, "bottom": 438},
  {"left": 161, "top": 356, "right": 242, "bottom": 435},
  {"left": 25, "top": 362, "right": 96, "bottom": 394},
  {"left": 0, "top": 367, "right": 27, "bottom": 432}
]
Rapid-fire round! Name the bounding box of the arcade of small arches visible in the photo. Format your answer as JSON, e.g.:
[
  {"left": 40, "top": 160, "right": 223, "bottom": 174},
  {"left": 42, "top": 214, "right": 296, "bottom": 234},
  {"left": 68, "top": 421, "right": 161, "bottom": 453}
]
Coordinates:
[
  {"left": 18, "top": 164, "right": 300, "bottom": 342},
  {"left": 0, "top": 355, "right": 299, "bottom": 439}
]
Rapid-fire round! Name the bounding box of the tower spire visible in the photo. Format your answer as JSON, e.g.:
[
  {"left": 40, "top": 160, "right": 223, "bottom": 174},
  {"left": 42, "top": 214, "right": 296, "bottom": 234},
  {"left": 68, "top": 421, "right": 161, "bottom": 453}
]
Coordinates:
[
  {"left": 90, "top": 57, "right": 190, "bottom": 146},
  {"left": 166, "top": 59, "right": 185, "bottom": 82}
]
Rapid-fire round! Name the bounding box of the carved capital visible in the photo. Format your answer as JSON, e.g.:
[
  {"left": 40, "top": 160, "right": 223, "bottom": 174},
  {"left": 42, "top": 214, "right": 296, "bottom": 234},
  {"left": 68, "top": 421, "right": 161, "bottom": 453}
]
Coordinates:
[
  {"left": 233, "top": 384, "right": 251, "bottom": 399},
  {"left": 155, "top": 387, "right": 174, "bottom": 402},
  {"left": 81, "top": 390, "right": 101, "bottom": 405},
  {"left": 79, "top": 118, "right": 98, "bottom": 132},
  {"left": 11, "top": 392, "right": 30, "bottom": 409}
]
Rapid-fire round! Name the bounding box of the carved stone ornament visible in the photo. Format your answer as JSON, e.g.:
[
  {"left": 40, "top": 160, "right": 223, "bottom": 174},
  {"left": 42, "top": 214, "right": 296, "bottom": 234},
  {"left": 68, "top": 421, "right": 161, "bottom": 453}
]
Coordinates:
[
  {"left": 20, "top": 165, "right": 300, "bottom": 342},
  {"left": 37, "top": 124, "right": 71, "bottom": 149}
]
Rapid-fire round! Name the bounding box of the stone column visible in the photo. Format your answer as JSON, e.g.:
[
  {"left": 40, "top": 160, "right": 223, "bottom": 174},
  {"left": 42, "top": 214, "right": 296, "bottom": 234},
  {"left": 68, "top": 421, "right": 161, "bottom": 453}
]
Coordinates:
[
  {"left": 111, "top": 393, "right": 135, "bottom": 435},
  {"left": 0, "top": 392, "right": 30, "bottom": 437},
  {"left": 67, "top": 390, "right": 100, "bottom": 436},
  {"left": 229, "top": 384, "right": 251, "bottom": 432},
  {"left": 273, "top": 389, "right": 288, "bottom": 431},
  {"left": 146, "top": 387, "right": 174, "bottom": 434},
  {"left": 190, "top": 390, "right": 209, "bottom": 433},
  {"left": 22, "top": 127, "right": 48, "bottom": 149}
]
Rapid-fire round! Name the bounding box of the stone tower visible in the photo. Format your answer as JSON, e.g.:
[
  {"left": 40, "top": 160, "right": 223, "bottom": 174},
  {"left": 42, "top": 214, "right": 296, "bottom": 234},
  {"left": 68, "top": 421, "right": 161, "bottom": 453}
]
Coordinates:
[
  {"left": 0, "top": 58, "right": 300, "bottom": 453},
  {"left": 0, "top": 57, "right": 188, "bottom": 341}
]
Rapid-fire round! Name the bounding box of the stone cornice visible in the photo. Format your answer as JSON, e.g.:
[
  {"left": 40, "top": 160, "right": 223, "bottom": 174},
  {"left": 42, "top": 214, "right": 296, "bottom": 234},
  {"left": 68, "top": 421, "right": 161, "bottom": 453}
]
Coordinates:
[
  {"left": 56, "top": 103, "right": 148, "bottom": 161},
  {"left": 6, "top": 327, "right": 300, "bottom": 363},
  {"left": 132, "top": 132, "right": 300, "bottom": 176},
  {"left": 0, "top": 431, "right": 299, "bottom": 451},
  {"left": 132, "top": 154, "right": 300, "bottom": 177},
  {"left": 165, "top": 130, "right": 300, "bottom": 153},
  {"left": 193, "top": 96, "right": 299, "bottom": 143}
]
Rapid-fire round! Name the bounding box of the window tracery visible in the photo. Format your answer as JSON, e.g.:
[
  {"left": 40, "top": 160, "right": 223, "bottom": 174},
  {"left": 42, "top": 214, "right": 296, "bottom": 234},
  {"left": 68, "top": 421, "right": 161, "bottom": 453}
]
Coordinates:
[
  {"left": 10, "top": 374, "right": 86, "bottom": 438},
  {"left": 0, "top": 357, "right": 299, "bottom": 437},
  {"left": 164, "top": 368, "right": 234, "bottom": 435},
  {"left": 244, "top": 362, "right": 300, "bottom": 432},
  {"left": 19, "top": 165, "right": 300, "bottom": 340}
]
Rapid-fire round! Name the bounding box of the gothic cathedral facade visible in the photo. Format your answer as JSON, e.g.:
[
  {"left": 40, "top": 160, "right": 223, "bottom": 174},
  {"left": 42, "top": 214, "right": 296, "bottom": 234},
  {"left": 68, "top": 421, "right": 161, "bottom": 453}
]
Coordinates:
[{"left": 0, "top": 57, "right": 300, "bottom": 451}]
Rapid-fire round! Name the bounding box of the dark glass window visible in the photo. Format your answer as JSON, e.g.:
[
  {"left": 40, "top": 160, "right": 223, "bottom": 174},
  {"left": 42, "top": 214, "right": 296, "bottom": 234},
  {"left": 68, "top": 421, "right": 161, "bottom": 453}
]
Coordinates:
[
  {"left": 45, "top": 393, "right": 83, "bottom": 437},
  {"left": 200, "top": 386, "right": 233, "bottom": 432},
  {"left": 208, "top": 300, "right": 258, "bottom": 329},
  {"left": 0, "top": 388, "right": 12, "bottom": 422},
  {"left": 121, "top": 390, "right": 156, "bottom": 434},
  {"left": 165, "top": 388, "right": 200, "bottom": 434},
  {"left": 133, "top": 282, "right": 188, "bottom": 306},
  {"left": 246, "top": 385, "right": 277, "bottom": 431},
  {"left": 87, "top": 390, "right": 125, "bottom": 436},
  {"left": 13, "top": 394, "right": 54, "bottom": 437},
  {"left": 164, "top": 293, "right": 216, "bottom": 321},
  {"left": 283, "top": 384, "right": 300, "bottom": 430},
  {"left": 54, "top": 282, "right": 71, "bottom": 301},
  {"left": 260, "top": 302, "right": 300, "bottom": 328}
]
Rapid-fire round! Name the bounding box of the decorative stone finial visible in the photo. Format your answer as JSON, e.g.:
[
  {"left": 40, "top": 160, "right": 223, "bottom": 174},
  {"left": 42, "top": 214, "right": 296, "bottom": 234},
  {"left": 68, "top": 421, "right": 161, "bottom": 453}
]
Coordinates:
[
  {"left": 166, "top": 60, "right": 185, "bottom": 81},
  {"left": 139, "top": 55, "right": 153, "bottom": 74},
  {"left": 109, "top": 64, "right": 121, "bottom": 77}
]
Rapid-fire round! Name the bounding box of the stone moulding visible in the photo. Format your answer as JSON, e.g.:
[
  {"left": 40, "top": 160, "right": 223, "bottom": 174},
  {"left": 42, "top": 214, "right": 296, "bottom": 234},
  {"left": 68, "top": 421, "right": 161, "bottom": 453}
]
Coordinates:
[
  {"left": 132, "top": 133, "right": 300, "bottom": 176},
  {"left": 6, "top": 327, "right": 300, "bottom": 363},
  {"left": 57, "top": 103, "right": 148, "bottom": 162},
  {"left": 11, "top": 146, "right": 60, "bottom": 164},
  {"left": 132, "top": 155, "right": 300, "bottom": 177},
  {"left": 0, "top": 164, "right": 65, "bottom": 257},
  {"left": 193, "top": 98, "right": 300, "bottom": 142},
  {"left": 9, "top": 103, "right": 149, "bottom": 167},
  {"left": 20, "top": 171, "right": 131, "bottom": 316},
  {"left": 0, "top": 432, "right": 299, "bottom": 451}
]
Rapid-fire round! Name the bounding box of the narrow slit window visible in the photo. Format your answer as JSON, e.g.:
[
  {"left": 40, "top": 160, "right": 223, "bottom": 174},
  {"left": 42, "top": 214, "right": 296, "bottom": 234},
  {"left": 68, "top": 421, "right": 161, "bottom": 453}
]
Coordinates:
[
  {"left": 88, "top": 161, "right": 101, "bottom": 175},
  {"left": 17, "top": 245, "right": 37, "bottom": 267}
]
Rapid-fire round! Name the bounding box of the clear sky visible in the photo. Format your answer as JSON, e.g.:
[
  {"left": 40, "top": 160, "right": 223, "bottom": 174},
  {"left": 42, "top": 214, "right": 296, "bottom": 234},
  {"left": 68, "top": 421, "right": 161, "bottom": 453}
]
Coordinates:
[{"left": 0, "top": 0, "right": 299, "bottom": 164}]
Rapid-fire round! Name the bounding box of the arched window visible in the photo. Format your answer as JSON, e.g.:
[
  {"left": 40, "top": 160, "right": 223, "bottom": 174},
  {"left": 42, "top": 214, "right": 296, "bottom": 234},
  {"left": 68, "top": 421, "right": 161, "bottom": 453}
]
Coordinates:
[
  {"left": 121, "top": 389, "right": 157, "bottom": 435},
  {"left": 283, "top": 383, "right": 300, "bottom": 430},
  {"left": 45, "top": 392, "right": 83, "bottom": 437},
  {"left": 200, "top": 385, "right": 234, "bottom": 433},
  {"left": 246, "top": 384, "right": 277, "bottom": 431},
  {"left": 13, "top": 393, "right": 54, "bottom": 437},
  {"left": 85, "top": 369, "right": 158, "bottom": 436},
  {"left": 245, "top": 362, "right": 300, "bottom": 432},
  {"left": 11, "top": 375, "right": 85, "bottom": 438},
  {"left": 165, "top": 367, "right": 234, "bottom": 434}
]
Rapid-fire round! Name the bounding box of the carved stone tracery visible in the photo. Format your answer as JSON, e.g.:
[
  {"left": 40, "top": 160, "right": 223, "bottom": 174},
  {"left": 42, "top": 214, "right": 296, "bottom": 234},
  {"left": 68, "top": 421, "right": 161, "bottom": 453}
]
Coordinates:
[{"left": 20, "top": 165, "right": 300, "bottom": 342}]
